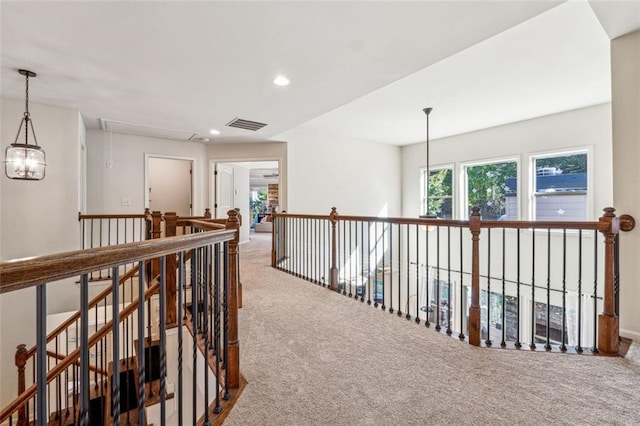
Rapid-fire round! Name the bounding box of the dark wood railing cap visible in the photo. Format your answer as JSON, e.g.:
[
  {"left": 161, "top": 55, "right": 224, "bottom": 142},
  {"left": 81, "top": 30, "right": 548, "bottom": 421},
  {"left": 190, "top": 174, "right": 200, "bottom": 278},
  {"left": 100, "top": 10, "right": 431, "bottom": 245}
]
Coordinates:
[{"left": 0, "top": 230, "right": 235, "bottom": 294}]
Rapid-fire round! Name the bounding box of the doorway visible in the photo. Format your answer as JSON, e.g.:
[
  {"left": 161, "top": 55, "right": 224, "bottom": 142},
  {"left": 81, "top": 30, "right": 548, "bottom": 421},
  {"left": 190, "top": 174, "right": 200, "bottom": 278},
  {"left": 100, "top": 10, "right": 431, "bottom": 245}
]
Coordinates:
[
  {"left": 145, "top": 156, "right": 193, "bottom": 216},
  {"left": 211, "top": 160, "right": 279, "bottom": 244}
]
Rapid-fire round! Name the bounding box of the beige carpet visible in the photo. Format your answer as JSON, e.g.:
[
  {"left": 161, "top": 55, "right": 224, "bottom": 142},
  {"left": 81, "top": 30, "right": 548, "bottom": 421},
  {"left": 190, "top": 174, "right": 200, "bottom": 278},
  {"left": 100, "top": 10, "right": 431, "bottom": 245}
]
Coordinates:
[{"left": 225, "top": 232, "right": 640, "bottom": 425}]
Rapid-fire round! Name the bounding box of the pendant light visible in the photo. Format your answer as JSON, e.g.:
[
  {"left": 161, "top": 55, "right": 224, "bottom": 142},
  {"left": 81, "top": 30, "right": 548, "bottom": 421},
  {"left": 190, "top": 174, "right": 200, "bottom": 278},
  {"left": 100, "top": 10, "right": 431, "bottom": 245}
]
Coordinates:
[
  {"left": 420, "top": 107, "right": 435, "bottom": 219},
  {"left": 4, "top": 69, "right": 46, "bottom": 180}
]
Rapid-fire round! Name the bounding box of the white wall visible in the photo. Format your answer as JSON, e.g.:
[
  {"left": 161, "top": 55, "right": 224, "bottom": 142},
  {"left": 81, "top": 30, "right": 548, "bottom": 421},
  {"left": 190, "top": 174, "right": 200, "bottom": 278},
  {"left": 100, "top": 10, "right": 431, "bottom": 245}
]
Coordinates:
[
  {"left": 0, "top": 98, "right": 82, "bottom": 407},
  {"left": 282, "top": 126, "right": 402, "bottom": 217},
  {"left": 401, "top": 104, "right": 614, "bottom": 220},
  {"left": 86, "top": 130, "right": 207, "bottom": 215},
  {"left": 611, "top": 30, "right": 640, "bottom": 341}
]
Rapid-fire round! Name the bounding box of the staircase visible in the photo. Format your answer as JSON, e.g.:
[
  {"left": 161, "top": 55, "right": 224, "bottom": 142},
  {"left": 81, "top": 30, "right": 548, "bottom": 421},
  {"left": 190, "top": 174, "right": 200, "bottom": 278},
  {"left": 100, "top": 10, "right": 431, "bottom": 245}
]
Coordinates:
[{"left": 0, "top": 210, "right": 244, "bottom": 426}]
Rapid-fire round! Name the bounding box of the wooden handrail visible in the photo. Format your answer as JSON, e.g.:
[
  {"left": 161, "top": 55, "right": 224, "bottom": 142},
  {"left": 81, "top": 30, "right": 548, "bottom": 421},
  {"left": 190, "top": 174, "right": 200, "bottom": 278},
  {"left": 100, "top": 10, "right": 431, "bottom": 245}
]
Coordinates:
[
  {"left": 178, "top": 219, "right": 226, "bottom": 231},
  {"left": 0, "top": 282, "right": 160, "bottom": 422},
  {"left": 273, "top": 212, "right": 606, "bottom": 231},
  {"left": 0, "top": 229, "right": 235, "bottom": 294}
]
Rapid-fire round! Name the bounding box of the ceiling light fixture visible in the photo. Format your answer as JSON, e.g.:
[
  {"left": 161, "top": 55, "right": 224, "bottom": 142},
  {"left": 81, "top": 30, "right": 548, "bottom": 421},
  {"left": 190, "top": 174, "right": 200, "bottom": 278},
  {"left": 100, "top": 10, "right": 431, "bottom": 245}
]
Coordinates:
[
  {"left": 209, "top": 129, "right": 220, "bottom": 135},
  {"left": 4, "top": 69, "right": 46, "bottom": 180},
  {"left": 273, "top": 75, "right": 290, "bottom": 86}
]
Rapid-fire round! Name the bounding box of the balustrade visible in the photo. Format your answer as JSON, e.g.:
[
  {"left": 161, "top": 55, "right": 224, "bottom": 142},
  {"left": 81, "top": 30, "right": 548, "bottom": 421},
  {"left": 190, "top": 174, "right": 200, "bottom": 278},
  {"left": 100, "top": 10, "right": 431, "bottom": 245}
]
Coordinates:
[
  {"left": 273, "top": 207, "right": 634, "bottom": 355},
  {"left": 0, "top": 209, "right": 243, "bottom": 426}
]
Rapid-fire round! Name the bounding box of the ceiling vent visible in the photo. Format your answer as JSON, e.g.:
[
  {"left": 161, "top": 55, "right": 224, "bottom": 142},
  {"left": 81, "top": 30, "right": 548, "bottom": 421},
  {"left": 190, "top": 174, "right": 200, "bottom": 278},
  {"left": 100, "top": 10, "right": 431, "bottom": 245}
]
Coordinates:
[
  {"left": 100, "top": 118, "right": 197, "bottom": 141},
  {"left": 226, "top": 118, "right": 268, "bottom": 131}
]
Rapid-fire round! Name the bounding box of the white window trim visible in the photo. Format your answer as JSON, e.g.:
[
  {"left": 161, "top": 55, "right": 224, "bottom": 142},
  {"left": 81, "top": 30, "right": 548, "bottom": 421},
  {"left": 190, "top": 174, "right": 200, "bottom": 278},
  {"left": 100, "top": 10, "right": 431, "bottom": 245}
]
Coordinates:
[
  {"left": 420, "top": 164, "right": 454, "bottom": 217},
  {"left": 528, "top": 147, "right": 591, "bottom": 221},
  {"left": 459, "top": 156, "right": 521, "bottom": 220}
]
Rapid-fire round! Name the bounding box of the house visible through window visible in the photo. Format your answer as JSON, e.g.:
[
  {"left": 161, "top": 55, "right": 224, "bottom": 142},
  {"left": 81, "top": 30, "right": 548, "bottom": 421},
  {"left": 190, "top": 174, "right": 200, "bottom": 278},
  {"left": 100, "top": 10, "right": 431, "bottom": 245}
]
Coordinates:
[
  {"left": 464, "top": 160, "right": 518, "bottom": 220},
  {"left": 422, "top": 167, "right": 452, "bottom": 218},
  {"left": 533, "top": 152, "right": 587, "bottom": 221}
]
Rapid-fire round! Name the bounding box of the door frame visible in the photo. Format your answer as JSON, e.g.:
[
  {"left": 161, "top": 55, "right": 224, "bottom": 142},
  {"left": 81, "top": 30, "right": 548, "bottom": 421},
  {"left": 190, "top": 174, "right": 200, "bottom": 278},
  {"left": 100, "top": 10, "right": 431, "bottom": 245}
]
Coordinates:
[
  {"left": 209, "top": 157, "right": 283, "bottom": 214},
  {"left": 144, "top": 153, "right": 196, "bottom": 215}
]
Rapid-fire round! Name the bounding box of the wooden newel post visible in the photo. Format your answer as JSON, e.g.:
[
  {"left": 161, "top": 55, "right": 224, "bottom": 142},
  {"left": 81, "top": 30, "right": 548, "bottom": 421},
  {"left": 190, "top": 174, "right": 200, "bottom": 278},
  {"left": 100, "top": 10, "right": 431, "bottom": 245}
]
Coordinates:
[
  {"left": 15, "top": 344, "right": 27, "bottom": 426},
  {"left": 226, "top": 209, "right": 241, "bottom": 389},
  {"left": 598, "top": 207, "right": 619, "bottom": 354},
  {"left": 164, "top": 212, "right": 178, "bottom": 327},
  {"left": 468, "top": 208, "right": 482, "bottom": 346},
  {"left": 329, "top": 207, "right": 339, "bottom": 291}
]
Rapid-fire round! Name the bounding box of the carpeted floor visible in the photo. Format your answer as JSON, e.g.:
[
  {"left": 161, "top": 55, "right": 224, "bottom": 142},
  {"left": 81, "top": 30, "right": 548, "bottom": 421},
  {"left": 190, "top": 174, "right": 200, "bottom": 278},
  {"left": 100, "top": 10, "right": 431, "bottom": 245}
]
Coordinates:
[{"left": 224, "top": 232, "right": 640, "bottom": 425}]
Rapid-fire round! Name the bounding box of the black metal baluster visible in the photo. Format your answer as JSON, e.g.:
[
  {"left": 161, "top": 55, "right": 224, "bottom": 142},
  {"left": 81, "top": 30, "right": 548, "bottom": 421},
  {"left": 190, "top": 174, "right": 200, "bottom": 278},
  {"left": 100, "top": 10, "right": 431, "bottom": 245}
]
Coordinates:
[
  {"left": 447, "top": 226, "right": 452, "bottom": 335},
  {"left": 160, "top": 256, "right": 168, "bottom": 425},
  {"left": 577, "top": 230, "right": 583, "bottom": 353},
  {"left": 36, "top": 283, "right": 47, "bottom": 424},
  {"left": 178, "top": 251, "right": 185, "bottom": 425},
  {"left": 381, "top": 223, "right": 386, "bottom": 311},
  {"left": 367, "top": 222, "right": 378, "bottom": 305},
  {"left": 80, "top": 274, "right": 89, "bottom": 425},
  {"left": 592, "top": 230, "right": 598, "bottom": 353},
  {"left": 501, "top": 228, "right": 506, "bottom": 347},
  {"left": 561, "top": 229, "right": 567, "bottom": 352},
  {"left": 615, "top": 233, "right": 620, "bottom": 318},
  {"left": 137, "top": 260, "right": 146, "bottom": 426},
  {"left": 342, "top": 220, "right": 347, "bottom": 295},
  {"left": 485, "top": 229, "right": 491, "bottom": 345},
  {"left": 202, "top": 246, "right": 210, "bottom": 425},
  {"left": 515, "top": 229, "right": 521, "bottom": 348},
  {"left": 397, "top": 224, "right": 401, "bottom": 315},
  {"left": 459, "top": 227, "right": 464, "bottom": 339},
  {"left": 73, "top": 322, "right": 77, "bottom": 424},
  {"left": 425, "top": 221, "right": 430, "bottom": 328},
  {"left": 94, "top": 296, "right": 99, "bottom": 391},
  {"left": 112, "top": 267, "right": 121, "bottom": 425},
  {"left": 415, "top": 224, "right": 420, "bottom": 323},
  {"left": 192, "top": 247, "right": 199, "bottom": 426},
  {"left": 531, "top": 230, "right": 536, "bottom": 350},
  {"left": 397, "top": 224, "right": 404, "bottom": 317},
  {"left": 349, "top": 221, "right": 353, "bottom": 297},
  {"left": 436, "top": 225, "right": 441, "bottom": 331},
  {"left": 213, "top": 242, "right": 222, "bottom": 414},
  {"left": 545, "top": 228, "right": 551, "bottom": 351},
  {"left": 223, "top": 242, "right": 230, "bottom": 400},
  {"left": 403, "top": 224, "right": 408, "bottom": 318},
  {"left": 361, "top": 221, "right": 365, "bottom": 302},
  {"left": 368, "top": 221, "right": 373, "bottom": 306},
  {"left": 55, "top": 337, "right": 61, "bottom": 422},
  {"left": 389, "top": 223, "right": 393, "bottom": 313}
]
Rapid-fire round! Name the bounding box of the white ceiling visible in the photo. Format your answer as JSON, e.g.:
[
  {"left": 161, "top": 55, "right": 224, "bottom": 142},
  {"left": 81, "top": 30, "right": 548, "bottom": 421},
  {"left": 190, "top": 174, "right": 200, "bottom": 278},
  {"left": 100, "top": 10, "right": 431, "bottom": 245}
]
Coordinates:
[{"left": 1, "top": 1, "right": 639, "bottom": 147}]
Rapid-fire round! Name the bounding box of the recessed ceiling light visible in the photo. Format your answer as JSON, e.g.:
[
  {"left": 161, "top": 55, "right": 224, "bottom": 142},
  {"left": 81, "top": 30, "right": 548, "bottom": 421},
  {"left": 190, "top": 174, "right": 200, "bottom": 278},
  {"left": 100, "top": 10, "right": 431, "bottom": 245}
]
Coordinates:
[
  {"left": 209, "top": 129, "right": 220, "bottom": 135},
  {"left": 273, "top": 75, "right": 290, "bottom": 86}
]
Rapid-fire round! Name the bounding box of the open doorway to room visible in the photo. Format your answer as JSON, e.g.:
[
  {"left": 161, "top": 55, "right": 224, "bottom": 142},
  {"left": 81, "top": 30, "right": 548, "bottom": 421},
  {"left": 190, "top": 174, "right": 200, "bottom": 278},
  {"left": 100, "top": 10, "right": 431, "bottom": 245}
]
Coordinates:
[
  {"left": 145, "top": 155, "right": 194, "bottom": 216},
  {"left": 210, "top": 160, "right": 279, "bottom": 244}
]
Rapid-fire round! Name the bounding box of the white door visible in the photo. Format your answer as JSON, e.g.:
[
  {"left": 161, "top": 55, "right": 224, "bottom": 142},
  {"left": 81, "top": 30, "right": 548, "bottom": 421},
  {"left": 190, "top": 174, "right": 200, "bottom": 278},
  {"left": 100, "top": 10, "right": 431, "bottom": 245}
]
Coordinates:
[
  {"left": 215, "top": 163, "right": 234, "bottom": 218},
  {"left": 148, "top": 157, "right": 192, "bottom": 216}
]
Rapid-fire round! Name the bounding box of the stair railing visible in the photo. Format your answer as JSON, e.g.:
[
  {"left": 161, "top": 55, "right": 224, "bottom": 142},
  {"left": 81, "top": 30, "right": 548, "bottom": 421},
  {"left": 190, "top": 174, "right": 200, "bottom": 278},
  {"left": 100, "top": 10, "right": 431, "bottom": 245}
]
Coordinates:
[
  {"left": 272, "top": 207, "right": 635, "bottom": 355},
  {"left": 0, "top": 210, "right": 241, "bottom": 425}
]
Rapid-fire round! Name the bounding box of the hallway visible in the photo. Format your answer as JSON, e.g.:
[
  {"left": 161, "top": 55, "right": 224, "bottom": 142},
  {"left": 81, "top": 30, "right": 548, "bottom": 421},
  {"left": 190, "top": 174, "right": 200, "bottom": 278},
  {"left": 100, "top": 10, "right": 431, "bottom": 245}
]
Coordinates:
[{"left": 225, "top": 233, "right": 640, "bottom": 425}]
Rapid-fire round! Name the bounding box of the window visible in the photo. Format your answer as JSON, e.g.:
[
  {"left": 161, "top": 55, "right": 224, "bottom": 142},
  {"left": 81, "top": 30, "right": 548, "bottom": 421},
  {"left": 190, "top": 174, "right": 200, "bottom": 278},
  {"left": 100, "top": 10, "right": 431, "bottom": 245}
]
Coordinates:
[
  {"left": 533, "top": 152, "right": 587, "bottom": 221},
  {"left": 422, "top": 167, "right": 453, "bottom": 218},
  {"left": 464, "top": 160, "right": 518, "bottom": 220}
]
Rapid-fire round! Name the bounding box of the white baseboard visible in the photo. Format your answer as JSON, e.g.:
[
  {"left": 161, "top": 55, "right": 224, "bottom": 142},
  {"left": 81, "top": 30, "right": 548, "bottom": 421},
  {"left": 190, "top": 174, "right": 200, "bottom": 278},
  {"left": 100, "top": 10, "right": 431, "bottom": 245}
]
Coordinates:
[{"left": 620, "top": 328, "right": 640, "bottom": 343}]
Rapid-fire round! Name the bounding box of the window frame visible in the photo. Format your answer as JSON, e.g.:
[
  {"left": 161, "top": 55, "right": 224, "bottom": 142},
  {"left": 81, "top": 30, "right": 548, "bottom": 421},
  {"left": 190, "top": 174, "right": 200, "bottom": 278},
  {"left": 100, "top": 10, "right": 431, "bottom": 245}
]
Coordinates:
[
  {"left": 460, "top": 156, "right": 520, "bottom": 220},
  {"left": 528, "top": 148, "right": 591, "bottom": 221},
  {"left": 420, "top": 164, "right": 454, "bottom": 218}
]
